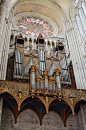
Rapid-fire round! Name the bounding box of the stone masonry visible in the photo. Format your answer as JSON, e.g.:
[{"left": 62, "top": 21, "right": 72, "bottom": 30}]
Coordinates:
[{"left": 1, "top": 107, "right": 80, "bottom": 130}]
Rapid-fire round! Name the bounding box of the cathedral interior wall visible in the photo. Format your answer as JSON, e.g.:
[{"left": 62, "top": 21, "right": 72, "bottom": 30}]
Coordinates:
[{"left": 1, "top": 107, "right": 80, "bottom": 130}]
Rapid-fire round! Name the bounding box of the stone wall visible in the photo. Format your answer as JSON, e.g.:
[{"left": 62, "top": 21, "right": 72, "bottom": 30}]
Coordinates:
[
  {"left": 0, "top": 107, "right": 80, "bottom": 130},
  {"left": 78, "top": 105, "right": 86, "bottom": 130}
]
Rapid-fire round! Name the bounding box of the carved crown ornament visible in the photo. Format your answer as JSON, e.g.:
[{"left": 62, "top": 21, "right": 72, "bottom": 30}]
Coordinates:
[
  {"left": 29, "top": 65, "right": 36, "bottom": 73},
  {"left": 54, "top": 68, "right": 61, "bottom": 76}
]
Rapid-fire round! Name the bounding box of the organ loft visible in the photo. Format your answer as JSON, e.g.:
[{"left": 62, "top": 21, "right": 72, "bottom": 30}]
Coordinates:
[{"left": 0, "top": 33, "right": 86, "bottom": 128}]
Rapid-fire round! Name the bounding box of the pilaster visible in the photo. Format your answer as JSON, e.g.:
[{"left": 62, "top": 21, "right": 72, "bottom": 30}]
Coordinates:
[
  {"left": 0, "top": 97, "right": 3, "bottom": 126},
  {"left": 64, "top": 17, "right": 86, "bottom": 89}
]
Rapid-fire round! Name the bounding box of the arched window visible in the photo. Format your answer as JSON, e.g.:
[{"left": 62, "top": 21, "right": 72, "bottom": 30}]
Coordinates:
[
  {"left": 82, "top": 2, "right": 86, "bottom": 18},
  {"left": 75, "top": 1, "right": 86, "bottom": 39},
  {"left": 75, "top": 0, "right": 79, "bottom": 4},
  {"left": 79, "top": 9, "right": 86, "bottom": 32},
  {"left": 76, "top": 15, "right": 84, "bottom": 37}
]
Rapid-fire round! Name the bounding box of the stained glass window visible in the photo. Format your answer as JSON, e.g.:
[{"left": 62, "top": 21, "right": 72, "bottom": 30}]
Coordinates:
[
  {"left": 82, "top": 2, "right": 86, "bottom": 18},
  {"left": 17, "top": 17, "right": 53, "bottom": 37}
]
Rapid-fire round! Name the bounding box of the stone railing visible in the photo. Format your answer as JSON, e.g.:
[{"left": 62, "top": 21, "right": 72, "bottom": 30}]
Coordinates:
[{"left": 10, "top": 30, "right": 64, "bottom": 53}]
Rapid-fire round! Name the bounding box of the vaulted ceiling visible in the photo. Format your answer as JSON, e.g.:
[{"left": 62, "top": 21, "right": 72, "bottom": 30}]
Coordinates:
[{"left": 9, "top": 0, "right": 75, "bottom": 35}]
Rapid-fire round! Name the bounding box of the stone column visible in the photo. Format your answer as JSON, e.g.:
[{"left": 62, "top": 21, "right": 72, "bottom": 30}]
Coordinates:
[
  {"left": 54, "top": 40, "right": 56, "bottom": 48},
  {"left": 0, "top": 7, "right": 13, "bottom": 80},
  {"left": 32, "top": 38, "right": 34, "bottom": 50},
  {"left": 63, "top": 39, "right": 69, "bottom": 58},
  {"left": 66, "top": 28, "right": 82, "bottom": 88},
  {"left": 64, "top": 17, "right": 86, "bottom": 89},
  {"left": 73, "top": 17, "right": 86, "bottom": 89},
  {"left": 0, "top": 0, "right": 10, "bottom": 64},
  {"left": 27, "top": 37, "right": 29, "bottom": 48},
  {"left": 76, "top": 12, "right": 84, "bottom": 37},
  {"left": 0, "top": 97, "right": 3, "bottom": 126},
  {"left": 79, "top": 8, "right": 86, "bottom": 31},
  {"left": 0, "top": 0, "right": 6, "bottom": 40},
  {"left": 78, "top": 105, "right": 86, "bottom": 130}
]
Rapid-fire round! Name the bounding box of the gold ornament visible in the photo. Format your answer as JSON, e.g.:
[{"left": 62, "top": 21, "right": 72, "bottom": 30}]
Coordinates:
[{"left": 30, "top": 65, "right": 36, "bottom": 73}]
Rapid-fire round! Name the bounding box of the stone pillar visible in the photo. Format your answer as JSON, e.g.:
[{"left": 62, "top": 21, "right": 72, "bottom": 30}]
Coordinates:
[
  {"left": 76, "top": 12, "right": 84, "bottom": 37},
  {"left": 32, "top": 38, "right": 34, "bottom": 50},
  {"left": 0, "top": 0, "right": 10, "bottom": 64},
  {"left": 27, "top": 37, "right": 29, "bottom": 48},
  {"left": 64, "top": 17, "right": 86, "bottom": 89},
  {"left": 0, "top": 7, "right": 13, "bottom": 80},
  {"left": 79, "top": 8, "right": 86, "bottom": 31},
  {"left": 0, "top": 97, "right": 3, "bottom": 126},
  {"left": 0, "top": 0, "right": 6, "bottom": 39},
  {"left": 78, "top": 105, "right": 86, "bottom": 130},
  {"left": 54, "top": 40, "right": 56, "bottom": 48},
  {"left": 66, "top": 28, "right": 81, "bottom": 88},
  {"left": 73, "top": 18, "right": 86, "bottom": 89}
]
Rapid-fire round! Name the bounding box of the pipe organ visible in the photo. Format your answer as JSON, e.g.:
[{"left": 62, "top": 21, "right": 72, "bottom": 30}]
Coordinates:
[{"left": 7, "top": 34, "right": 75, "bottom": 93}]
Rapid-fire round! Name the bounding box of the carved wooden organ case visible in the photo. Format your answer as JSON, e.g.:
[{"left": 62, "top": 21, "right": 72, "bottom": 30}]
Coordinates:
[{"left": 12, "top": 34, "right": 75, "bottom": 93}]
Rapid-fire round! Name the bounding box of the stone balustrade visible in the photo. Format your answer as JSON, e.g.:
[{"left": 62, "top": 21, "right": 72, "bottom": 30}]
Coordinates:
[{"left": 10, "top": 30, "right": 64, "bottom": 53}]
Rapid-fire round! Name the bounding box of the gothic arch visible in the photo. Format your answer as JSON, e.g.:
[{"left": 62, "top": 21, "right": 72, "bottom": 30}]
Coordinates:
[
  {"left": 19, "top": 96, "right": 46, "bottom": 125},
  {"left": 74, "top": 99, "right": 86, "bottom": 114},
  {"left": 49, "top": 98, "right": 72, "bottom": 126},
  {"left": 0, "top": 92, "right": 18, "bottom": 123},
  {"left": 0, "top": 91, "right": 18, "bottom": 104}
]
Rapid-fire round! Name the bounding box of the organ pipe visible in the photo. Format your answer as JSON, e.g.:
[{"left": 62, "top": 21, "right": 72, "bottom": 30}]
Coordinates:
[
  {"left": 55, "top": 69, "right": 61, "bottom": 93},
  {"left": 29, "top": 65, "right": 36, "bottom": 90}
]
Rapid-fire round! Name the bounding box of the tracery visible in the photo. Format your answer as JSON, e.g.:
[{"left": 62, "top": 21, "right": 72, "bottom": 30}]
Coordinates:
[{"left": 17, "top": 17, "right": 53, "bottom": 37}]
